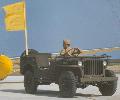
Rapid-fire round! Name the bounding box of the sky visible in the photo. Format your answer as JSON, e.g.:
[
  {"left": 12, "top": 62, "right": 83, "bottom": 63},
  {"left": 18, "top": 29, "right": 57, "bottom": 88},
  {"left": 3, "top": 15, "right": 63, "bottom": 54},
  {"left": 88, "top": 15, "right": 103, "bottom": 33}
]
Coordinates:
[{"left": 0, "top": 0, "right": 120, "bottom": 58}]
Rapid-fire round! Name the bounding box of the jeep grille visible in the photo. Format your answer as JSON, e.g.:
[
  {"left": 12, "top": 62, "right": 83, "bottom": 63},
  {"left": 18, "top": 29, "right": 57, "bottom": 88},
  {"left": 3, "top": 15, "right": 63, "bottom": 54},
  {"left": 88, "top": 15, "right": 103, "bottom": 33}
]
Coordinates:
[{"left": 83, "top": 59, "right": 104, "bottom": 76}]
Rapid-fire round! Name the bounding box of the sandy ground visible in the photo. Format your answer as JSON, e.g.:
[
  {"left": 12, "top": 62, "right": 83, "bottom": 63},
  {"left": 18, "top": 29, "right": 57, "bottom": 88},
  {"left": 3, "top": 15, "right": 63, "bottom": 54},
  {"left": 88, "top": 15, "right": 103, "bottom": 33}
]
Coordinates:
[
  {"left": 107, "top": 65, "right": 120, "bottom": 73},
  {"left": 0, "top": 75, "right": 120, "bottom": 100}
]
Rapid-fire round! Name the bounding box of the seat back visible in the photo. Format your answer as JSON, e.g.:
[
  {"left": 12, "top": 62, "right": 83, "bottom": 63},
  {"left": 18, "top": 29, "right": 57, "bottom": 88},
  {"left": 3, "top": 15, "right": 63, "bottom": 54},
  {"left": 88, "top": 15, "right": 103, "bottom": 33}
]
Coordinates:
[{"left": 36, "top": 53, "right": 51, "bottom": 67}]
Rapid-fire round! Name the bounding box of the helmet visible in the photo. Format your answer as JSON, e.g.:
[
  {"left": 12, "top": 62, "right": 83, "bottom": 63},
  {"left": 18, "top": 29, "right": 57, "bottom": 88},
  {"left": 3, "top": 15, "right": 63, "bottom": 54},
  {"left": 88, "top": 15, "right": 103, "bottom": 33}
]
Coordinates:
[{"left": 63, "top": 39, "right": 70, "bottom": 45}]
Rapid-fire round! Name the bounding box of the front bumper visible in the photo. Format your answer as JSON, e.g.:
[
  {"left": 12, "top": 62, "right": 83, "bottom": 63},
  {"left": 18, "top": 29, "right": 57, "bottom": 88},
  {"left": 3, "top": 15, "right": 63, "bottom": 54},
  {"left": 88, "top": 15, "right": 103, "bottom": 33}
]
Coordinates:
[{"left": 81, "top": 77, "right": 118, "bottom": 83}]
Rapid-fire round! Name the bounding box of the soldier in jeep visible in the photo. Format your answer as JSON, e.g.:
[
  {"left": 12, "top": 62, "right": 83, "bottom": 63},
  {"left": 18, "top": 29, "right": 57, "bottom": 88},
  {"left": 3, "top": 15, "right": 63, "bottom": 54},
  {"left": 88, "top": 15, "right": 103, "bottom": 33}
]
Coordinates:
[{"left": 60, "top": 39, "right": 81, "bottom": 56}]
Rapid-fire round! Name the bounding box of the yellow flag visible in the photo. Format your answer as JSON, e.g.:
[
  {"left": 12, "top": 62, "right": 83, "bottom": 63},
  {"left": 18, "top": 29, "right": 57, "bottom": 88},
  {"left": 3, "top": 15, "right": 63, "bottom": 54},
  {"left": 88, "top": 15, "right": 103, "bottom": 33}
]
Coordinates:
[{"left": 3, "top": 2, "right": 25, "bottom": 31}]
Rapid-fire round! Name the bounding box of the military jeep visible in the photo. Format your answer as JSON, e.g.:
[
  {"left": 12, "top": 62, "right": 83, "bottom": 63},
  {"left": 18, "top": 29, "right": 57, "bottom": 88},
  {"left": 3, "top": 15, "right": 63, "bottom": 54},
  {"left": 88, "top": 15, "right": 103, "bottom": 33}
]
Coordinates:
[{"left": 20, "top": 49, "right": 118, "bottom": 97}]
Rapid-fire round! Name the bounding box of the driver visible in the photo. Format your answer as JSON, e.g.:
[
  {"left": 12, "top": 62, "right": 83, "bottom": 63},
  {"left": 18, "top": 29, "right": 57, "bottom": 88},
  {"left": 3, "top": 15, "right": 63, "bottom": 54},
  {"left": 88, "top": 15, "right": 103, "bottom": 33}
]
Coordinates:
[{"left": 60, "top": 39, "right": 81, "bottom": 56}]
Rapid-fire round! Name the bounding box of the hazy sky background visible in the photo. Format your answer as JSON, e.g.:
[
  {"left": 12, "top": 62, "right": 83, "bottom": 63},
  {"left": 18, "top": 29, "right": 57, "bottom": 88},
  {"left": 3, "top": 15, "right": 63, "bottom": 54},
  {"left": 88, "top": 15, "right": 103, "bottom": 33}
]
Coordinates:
[{"left": 0, "top": 0, "right": 120, "bottom": 58}]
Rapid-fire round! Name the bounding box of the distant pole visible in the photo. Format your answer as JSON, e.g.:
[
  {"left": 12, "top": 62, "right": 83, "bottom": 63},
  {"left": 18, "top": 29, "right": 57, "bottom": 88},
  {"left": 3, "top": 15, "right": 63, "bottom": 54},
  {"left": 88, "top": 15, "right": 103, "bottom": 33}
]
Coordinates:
[{"left": 22, "top": 0, "right": 29, "bottom": 55}]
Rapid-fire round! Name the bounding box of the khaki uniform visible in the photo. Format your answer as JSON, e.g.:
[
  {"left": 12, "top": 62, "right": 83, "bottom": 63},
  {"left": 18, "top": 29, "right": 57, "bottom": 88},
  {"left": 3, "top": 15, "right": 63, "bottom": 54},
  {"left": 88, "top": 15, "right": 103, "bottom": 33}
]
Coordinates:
[
  {"left": 60, "top": 39, "right": 81, "bottom": 56},
  {"left": 60, "top": 47, "right": 74, "bottom": 56}
]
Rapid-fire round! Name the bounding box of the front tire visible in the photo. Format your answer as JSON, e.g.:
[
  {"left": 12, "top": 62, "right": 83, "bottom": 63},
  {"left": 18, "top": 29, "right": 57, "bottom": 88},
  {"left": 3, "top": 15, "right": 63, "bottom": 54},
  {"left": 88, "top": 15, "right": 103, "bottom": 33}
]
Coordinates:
[
  {"left": 24, "top": 71, "right": 38, "bottom": 94},
  {"left": 59, "top": 71, "right": 77, "bottom": 98},
  {"left": 98, "top": 70, "right": 117, "bottom": 96}
]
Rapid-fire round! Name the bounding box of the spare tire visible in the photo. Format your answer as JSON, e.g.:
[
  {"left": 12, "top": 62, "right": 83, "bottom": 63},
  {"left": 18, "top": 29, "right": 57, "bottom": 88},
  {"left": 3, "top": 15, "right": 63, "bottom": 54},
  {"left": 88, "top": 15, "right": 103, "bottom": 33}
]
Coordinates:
[
  {"left": 20, "top": 49, "right": 39, "bottom": 58},
  {"left": 20, "top": 49, "right": 39, "bottom": 74}
]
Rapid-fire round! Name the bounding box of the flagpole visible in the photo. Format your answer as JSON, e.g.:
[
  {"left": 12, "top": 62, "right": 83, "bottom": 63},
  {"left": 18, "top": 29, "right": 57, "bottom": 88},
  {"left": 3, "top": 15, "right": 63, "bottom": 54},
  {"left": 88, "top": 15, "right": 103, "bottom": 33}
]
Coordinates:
[{"left": 22, "top": 0, "right": 29, "bottom": 55}]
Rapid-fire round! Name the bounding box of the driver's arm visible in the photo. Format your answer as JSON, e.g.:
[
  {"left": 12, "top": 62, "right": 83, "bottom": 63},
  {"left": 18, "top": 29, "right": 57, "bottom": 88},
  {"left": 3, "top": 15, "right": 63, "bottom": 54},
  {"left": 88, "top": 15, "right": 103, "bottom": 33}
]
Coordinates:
[
  {"left": 72, "top": 48, "right": 82, "bottom": 55},
  {"left": 60, "top": 48, "right": 72, "bottom": 56}
]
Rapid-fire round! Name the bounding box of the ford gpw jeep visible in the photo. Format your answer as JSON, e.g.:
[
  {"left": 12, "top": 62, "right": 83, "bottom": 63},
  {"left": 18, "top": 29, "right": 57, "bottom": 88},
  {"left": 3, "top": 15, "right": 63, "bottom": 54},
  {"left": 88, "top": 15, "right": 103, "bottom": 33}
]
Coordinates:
[{"left": 20, "top": 49, "right": 118, "bottom": 97}]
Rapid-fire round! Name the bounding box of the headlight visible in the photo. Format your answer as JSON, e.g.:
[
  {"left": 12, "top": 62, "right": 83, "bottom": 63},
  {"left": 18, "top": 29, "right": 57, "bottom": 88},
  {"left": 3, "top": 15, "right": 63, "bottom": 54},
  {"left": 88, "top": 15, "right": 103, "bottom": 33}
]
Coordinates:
[
  {"left": 103, "top": 61, "right": 107, "bottom": 66},
  {"left": 78, "top": 61, "right": 82, "bottom": 66}
]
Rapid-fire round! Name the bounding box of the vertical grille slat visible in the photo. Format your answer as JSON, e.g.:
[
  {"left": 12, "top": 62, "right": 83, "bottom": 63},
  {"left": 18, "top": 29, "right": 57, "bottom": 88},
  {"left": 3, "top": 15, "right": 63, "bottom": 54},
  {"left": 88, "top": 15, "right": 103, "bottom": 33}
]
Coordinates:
[{"left": 84, "top": 59, "right": 104, "bottom": 76}]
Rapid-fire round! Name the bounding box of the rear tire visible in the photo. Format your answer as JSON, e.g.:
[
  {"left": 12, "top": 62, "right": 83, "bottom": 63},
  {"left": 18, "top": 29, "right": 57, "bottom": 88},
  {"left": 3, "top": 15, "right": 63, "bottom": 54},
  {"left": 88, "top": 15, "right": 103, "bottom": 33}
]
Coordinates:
[
  {"left": 98, "top": 70, "right": 117, "bottom": 96},
  {"left": 24, "top": 71, "right": 38, "bottom": 94},
  {"left": 59, "top": 71, "right": 77, "bottom": 98}
]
